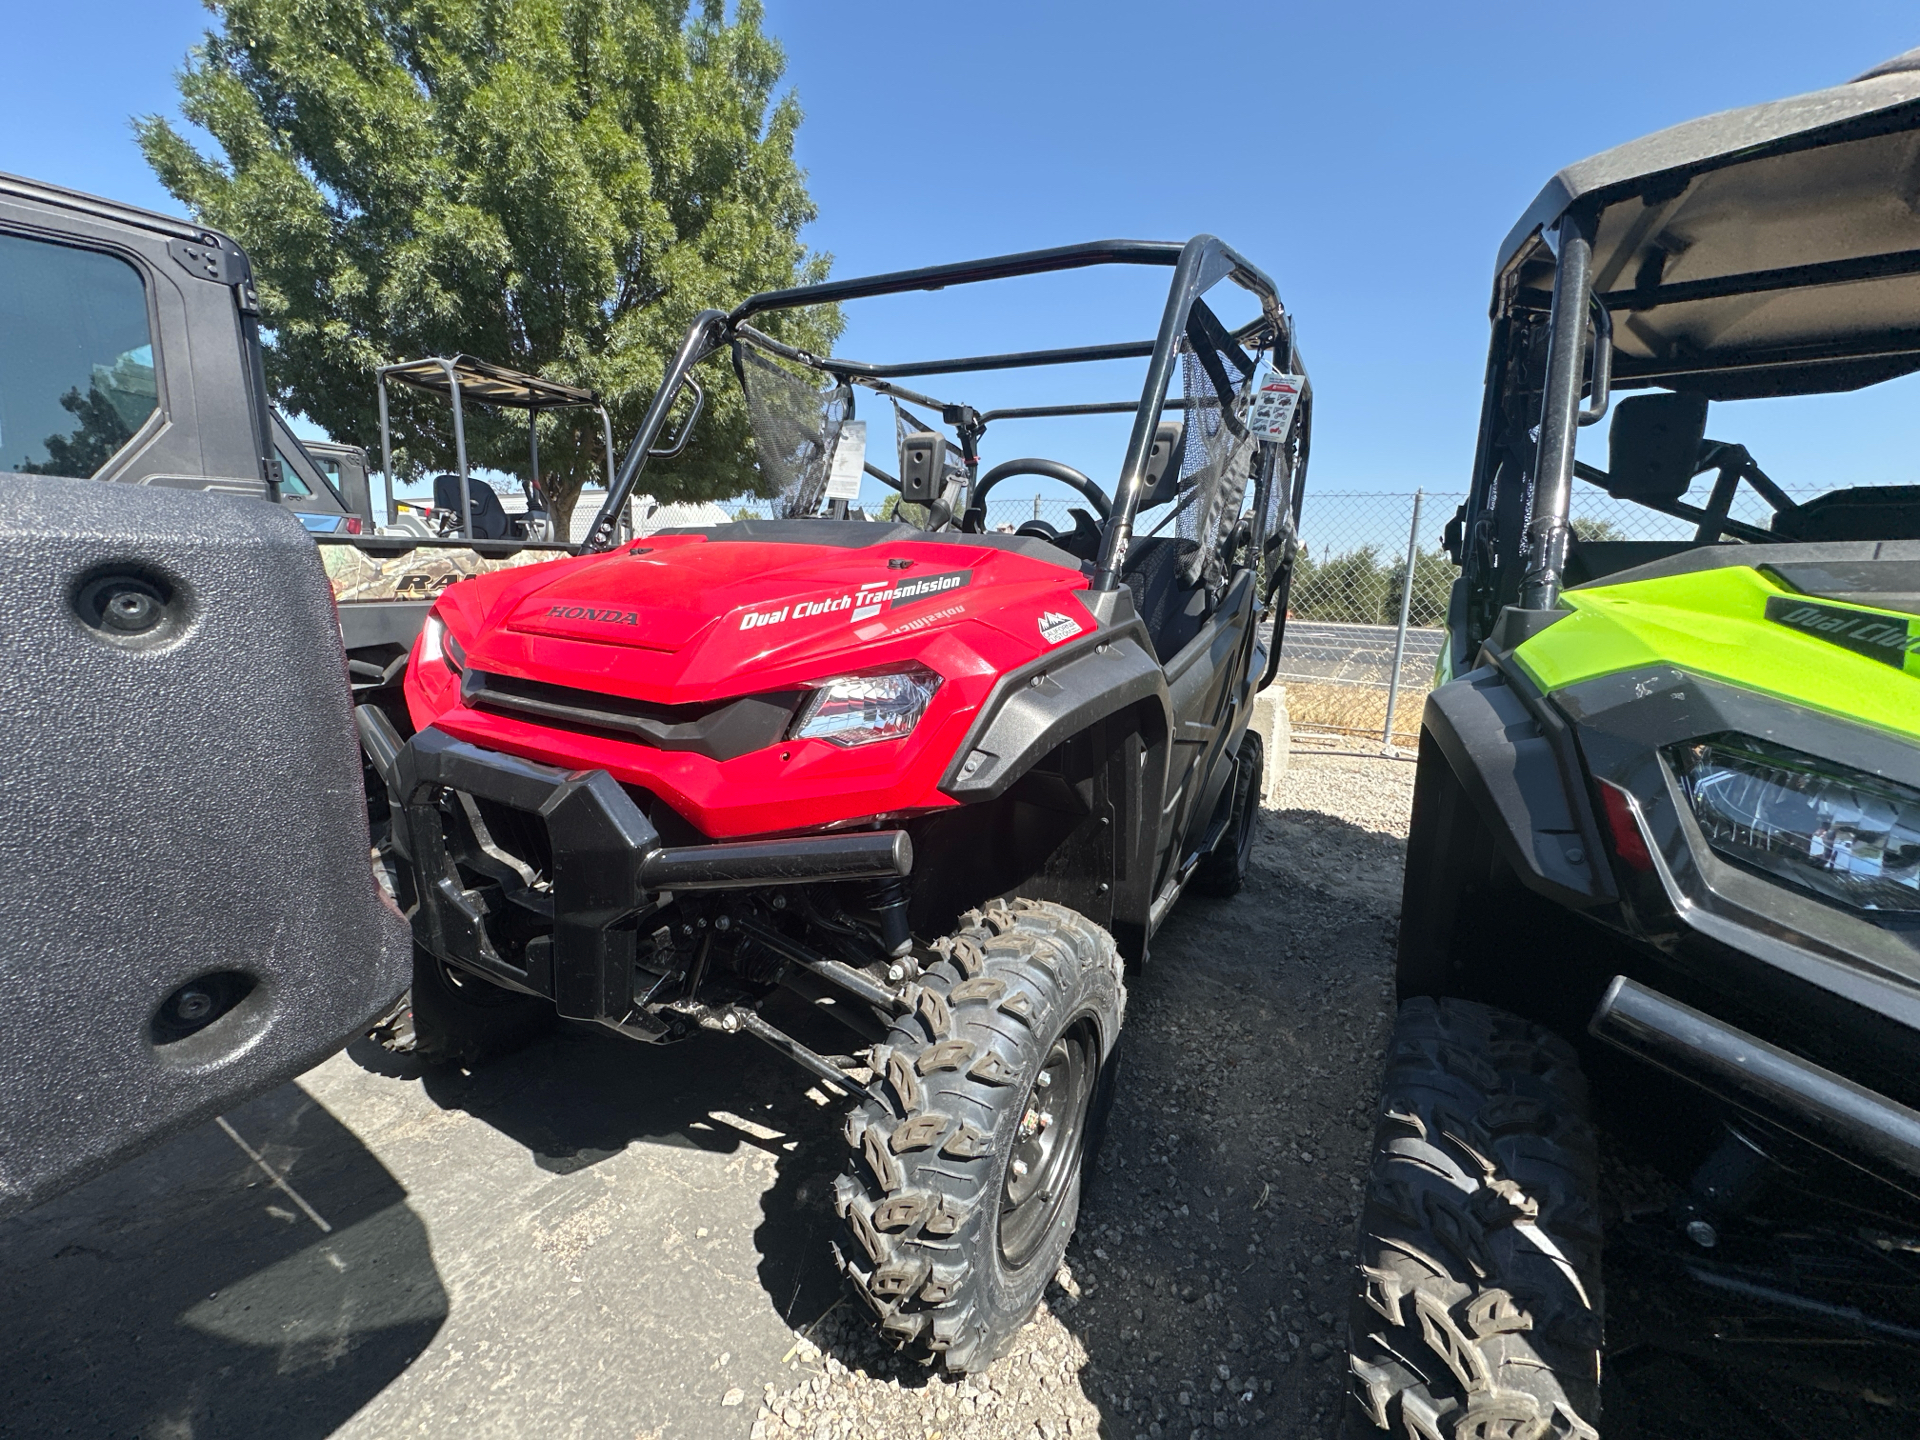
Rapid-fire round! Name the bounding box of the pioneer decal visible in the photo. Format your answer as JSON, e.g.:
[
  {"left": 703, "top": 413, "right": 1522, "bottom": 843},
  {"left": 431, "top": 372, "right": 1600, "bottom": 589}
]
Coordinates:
[
  {"left": 546, "top": 604, "right": 643, "bottom": 626},
  {"left": 740, "top": 570, "right": 973, "bottom": 631},
  {"left": 1038, "top": 609, "right": 1083, "bottom": 644},
  {"left": 1765, "top": 595, "right": 1919, "bottom": 668},
  {"left": 885, "top": 601, "right": 967, "bottom": 636}
]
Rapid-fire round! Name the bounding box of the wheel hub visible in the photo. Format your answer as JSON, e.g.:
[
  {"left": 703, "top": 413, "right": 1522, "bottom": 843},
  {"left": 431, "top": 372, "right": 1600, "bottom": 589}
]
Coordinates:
[{"left": 998, "top": 1026, "right": 1095, "bottom": 1270}]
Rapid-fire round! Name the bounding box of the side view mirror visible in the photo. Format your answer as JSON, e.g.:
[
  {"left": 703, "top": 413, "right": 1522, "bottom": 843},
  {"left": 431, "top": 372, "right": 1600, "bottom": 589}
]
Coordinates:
[
  {"left": 1605, "top": 392, "right": 1709, "bottom": 501},
  {"left": 899, "top": 431, "right": 948, "bottom": 503},
  {"left": 1141, "top": 421, "right": 1185, "bottom": 509}
]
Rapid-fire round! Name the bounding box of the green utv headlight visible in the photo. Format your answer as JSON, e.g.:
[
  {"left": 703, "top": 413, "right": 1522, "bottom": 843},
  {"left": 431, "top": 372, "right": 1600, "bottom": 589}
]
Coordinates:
[{"left": 1672, "top": 734, "right": 1920, "bottom": 914}]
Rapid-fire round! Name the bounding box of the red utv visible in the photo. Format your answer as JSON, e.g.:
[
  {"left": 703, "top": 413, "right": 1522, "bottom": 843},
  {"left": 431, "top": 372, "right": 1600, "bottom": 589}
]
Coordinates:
[{"left": 358, "top": 238, "right": 1311, "bottom": 1369}]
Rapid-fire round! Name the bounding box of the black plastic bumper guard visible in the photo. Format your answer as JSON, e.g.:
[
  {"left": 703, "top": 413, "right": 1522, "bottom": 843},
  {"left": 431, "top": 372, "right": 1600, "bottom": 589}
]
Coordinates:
[
  {"left": 393, "top": 726, "right": 662, "bottom": 1036},
  {"left": 378, "top": 722, "right": 912, "bottom": 1041}
]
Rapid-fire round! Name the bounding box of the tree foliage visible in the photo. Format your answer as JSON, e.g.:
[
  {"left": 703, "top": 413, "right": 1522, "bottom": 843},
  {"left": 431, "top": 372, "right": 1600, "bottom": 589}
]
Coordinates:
[
  {"left": 1291, "top": 544, "right": 1455, "bottom": 627},
  {"left": 138, "top": 0, "right": 839, "bottom": 533},
  {"left": 17, "top": 386, "right": 137, "bottom": 478}
]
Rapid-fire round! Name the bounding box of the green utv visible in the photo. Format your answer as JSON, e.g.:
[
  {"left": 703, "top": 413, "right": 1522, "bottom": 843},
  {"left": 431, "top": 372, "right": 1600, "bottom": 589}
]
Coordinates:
[{"left": 1346, "top": 49, "right": 1920, "bottom": 1438}]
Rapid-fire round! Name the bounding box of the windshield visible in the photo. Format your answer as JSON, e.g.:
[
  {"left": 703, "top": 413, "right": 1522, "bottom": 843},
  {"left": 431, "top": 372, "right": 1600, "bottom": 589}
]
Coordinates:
[{"left": 728, "top": 312, "right": 1271, "bottom": 578}]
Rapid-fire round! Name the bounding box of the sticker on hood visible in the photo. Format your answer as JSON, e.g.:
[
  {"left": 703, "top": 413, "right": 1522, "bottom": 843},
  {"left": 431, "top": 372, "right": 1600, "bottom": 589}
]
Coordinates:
[
  {"left": 1038, "top": 609, "right": 1083, "bottom": 645},
  {"left": 1766, "top": 595, "right": 1918, "bottom": 668},
  {"left": 740, "top": 569, "right": 972, "bottom": 631}
]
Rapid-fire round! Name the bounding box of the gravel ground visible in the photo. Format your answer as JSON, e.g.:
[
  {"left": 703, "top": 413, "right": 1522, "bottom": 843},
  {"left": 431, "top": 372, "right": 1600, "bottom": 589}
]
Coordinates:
[
  {"left": 18, "top": 727, "right": 1907, "bottom": 1437},
  {"left": 751, "top": 746, "right": 1418, "bottom": 1440}
]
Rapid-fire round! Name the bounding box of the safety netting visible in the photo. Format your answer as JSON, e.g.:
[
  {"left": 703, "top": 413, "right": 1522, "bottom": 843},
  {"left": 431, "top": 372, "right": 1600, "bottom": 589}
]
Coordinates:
[
  {"left": 1175, "top": 304, "right": 1260, "bottom": 591},
  {"left": 735, "top": 341, "right": 853, "bottom": 519}
]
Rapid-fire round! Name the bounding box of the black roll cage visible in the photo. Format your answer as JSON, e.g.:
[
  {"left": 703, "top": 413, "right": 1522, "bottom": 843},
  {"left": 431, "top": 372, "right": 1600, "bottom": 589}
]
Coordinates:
[
  {"left": 1453, "top": 78, "right": 1920, "bottom": 668},
  {"left": 377, "top": 354, "right": 619, "bottom": 539},
  {"left": 580, "top": 237, "right": 1310, "bottom": 597}
]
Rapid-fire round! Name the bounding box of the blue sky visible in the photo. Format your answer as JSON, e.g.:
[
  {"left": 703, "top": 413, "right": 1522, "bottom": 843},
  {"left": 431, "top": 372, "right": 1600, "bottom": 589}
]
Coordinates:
[{"left": 5, "top": 2, "right": 1916, "bottom": 509}]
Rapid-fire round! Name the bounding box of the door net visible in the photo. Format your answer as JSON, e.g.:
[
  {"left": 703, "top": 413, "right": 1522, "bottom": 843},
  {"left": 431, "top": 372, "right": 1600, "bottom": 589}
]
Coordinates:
[{"left": 1176, "top": 308, "right": 1259, "bottom": 592}]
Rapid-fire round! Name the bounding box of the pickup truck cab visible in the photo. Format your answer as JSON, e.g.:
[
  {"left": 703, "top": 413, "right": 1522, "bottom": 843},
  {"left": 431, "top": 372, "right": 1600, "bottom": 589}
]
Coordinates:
[{"left": 0, "top": 169, "right": 565, "bottom": 1212}]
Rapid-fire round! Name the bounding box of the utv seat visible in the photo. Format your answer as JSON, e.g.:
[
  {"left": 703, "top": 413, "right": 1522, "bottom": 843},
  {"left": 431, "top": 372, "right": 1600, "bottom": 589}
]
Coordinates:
[
  {"left": 1771, "top": 486, "right": 1920, "bottom": 542},
  {"left": 1121, "top": 536, "right": 1209, "bottom": 661},
  {"left": 1015, "top": 506, "right": 1103, "bottom": 564},
  {"left": 431, "top": 473, "right": 513, "bottom": 540}
]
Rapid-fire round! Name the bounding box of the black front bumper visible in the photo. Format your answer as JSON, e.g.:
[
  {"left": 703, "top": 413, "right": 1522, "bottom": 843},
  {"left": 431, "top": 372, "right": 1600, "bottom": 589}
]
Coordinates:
[
  {"left": 366, "top": 717, "right": 910, "bottom": 1038},
  {"left": 1419, "top": 660, "right": 1920, "bottom": 1197}
]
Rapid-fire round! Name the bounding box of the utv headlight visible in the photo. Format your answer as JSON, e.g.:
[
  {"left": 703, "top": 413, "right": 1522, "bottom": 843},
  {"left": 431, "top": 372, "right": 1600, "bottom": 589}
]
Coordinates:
[
  {"left": 1671, "top": 734, "right": 1920, "bottom": 913},
  {"left": 790, "top": 667, "right": 941, "bottom": 748},
  {"left": 417, "top": 611, "right": 465, "bottom": 673}
]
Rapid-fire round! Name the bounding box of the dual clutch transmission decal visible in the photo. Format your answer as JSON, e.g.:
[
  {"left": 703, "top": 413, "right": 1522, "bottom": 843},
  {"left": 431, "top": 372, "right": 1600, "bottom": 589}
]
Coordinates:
[
  {"left": 1765, "top": 595, "right": 1920, "bottom": 668},
  {"left": 739, "top": 569, "right": 972, "bottom": 631}
]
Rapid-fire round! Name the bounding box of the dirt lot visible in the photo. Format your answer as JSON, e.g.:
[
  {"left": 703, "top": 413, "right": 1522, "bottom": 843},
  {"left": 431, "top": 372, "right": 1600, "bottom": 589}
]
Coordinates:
[
  {"left": 0, "top": 741, "right": 1412, "bottom": 1440},
  {"left": 8, "top": 737, "right": 1899, "bottom": 1438}
]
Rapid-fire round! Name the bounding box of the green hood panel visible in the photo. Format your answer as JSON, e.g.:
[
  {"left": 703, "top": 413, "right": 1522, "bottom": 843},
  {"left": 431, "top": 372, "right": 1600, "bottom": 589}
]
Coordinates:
[{"left": 1513, "top": 565, "right": 1920, "bottom": 743}]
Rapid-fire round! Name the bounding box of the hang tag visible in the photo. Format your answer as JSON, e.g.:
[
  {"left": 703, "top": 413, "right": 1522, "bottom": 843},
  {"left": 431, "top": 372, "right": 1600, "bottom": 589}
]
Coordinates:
[
  {"left": 825, "top": 420, "right": 866, "bottom": 500},
  {"left": 1247, "top": 373, "right": 1305, "bottom": 444}
]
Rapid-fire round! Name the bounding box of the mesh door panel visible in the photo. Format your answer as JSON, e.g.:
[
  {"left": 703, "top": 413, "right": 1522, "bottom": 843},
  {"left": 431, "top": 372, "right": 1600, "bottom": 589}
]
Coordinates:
[
  {"left": 736, "top": 343, "right": 853, "bottom": 519},
  {"left": 1177, "top": 337, "right": 1257, "bottom": 590}
]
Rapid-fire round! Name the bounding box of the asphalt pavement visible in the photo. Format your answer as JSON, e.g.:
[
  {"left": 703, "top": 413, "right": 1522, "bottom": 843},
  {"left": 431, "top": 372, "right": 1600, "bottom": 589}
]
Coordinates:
[
  {"left": 1268, "top": 619, "right": 1443, "bottom": 687},
  {"left": 0, "top": 1013, "right": 856, "bottom": 1439}
]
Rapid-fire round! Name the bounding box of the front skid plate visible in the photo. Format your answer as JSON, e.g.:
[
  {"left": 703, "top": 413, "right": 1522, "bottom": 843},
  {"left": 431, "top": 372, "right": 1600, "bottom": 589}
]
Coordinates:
[{"left": 391, "top": 727, "right": 910, "bottom": 1034}]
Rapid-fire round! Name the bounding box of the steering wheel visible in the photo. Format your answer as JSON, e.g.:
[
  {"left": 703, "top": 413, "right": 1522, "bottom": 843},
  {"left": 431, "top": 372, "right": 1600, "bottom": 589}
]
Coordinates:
[{"left": 964, "top": 459, "right": 1110, "bottom": 532}]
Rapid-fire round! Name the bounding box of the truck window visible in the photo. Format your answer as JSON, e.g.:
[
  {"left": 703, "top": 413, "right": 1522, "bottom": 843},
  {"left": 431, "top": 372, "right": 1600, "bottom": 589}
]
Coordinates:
[
  {"left": 0, "top": 234, "right": 158, "bottom": 479},
  {"left": 274, "top": 441, "right": 314, "bottom": 497}
]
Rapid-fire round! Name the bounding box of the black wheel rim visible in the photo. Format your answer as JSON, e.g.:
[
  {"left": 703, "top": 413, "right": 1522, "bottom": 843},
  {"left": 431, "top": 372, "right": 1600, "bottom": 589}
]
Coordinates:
[{"left": 998, "top": 1020, "right": 1097, "bottom": 1270}]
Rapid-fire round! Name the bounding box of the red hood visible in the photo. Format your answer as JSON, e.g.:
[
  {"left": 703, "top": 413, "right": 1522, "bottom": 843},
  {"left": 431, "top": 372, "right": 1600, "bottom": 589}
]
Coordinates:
[{"left": 436, "top": 532, "right": 1090, "bottom": 705}]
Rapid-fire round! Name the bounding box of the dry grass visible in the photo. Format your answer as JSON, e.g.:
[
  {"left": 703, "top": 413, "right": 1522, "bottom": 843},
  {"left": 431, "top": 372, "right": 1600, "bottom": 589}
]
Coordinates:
[{"left": 1283, "top": 679, "right": 1427, "bottom": 743}]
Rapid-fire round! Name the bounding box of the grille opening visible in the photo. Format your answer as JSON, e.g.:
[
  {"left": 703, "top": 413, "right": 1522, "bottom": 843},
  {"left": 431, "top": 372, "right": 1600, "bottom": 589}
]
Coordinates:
[{"left": 461, "top": 669, "right": 802, "bottom": 761}]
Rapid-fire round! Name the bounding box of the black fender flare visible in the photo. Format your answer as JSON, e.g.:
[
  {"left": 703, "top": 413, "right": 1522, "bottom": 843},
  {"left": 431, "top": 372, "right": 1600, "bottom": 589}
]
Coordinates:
[
  {"left": 940, "top": 591, "right": 1172, "bottom": 936},
  {"left": 1421, "top": 662, "right": 1616, "bottom": 910},
  {"left": 939, "top": 606, "right": 1170, "bottom": 807}
]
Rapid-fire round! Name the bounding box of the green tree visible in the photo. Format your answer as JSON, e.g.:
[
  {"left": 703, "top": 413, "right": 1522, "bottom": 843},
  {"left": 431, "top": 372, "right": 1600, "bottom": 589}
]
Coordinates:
[
  {"left": 1291, "top": 544, "right": 1390, "bottom": 624},
  {"left": 1571, "top": 515, "right": 1629, "bottom": 543},
  {"left": 137, "top": 0, "right": 838, "bottom": 536},
  {"left": 1384, "top": 546, "right": 1456, "bottom": 629},
  {"left": 18, "top": 385, "right": 136, "bottom": 478}
]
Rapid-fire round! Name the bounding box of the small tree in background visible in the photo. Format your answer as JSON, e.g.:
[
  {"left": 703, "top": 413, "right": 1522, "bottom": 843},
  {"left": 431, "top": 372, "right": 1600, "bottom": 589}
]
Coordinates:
[
  {"left": 1384, "top": 546, "right": 1456, "bottom": 629},
  {"left": 1292, "top": 544, "right": 1391, "bottom": 624},
  {"left": 138, "top": 0, "right": 838, "bottom": 536},
  {"left": 1572, "top": 515, "right": 1629, "bottom": 543}
]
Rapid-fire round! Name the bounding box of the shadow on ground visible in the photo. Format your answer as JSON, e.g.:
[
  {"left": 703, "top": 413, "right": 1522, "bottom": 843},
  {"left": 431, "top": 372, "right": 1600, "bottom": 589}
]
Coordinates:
[
  {"left": 0, "top": 1083, "right": 447, "bottom": 1440},
  {"left": 400, "top": 995, "right": 855, "bottom": 1335}
]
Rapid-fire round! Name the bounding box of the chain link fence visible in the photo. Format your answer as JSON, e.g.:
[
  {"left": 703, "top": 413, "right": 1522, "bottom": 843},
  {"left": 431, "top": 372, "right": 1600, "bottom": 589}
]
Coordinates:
[
  {"left": 1274, "top": 491, "right": 1456, "bottom": 746},
  {"left": 1275, "top": 481, "right": 1828, "bottom": 745}
]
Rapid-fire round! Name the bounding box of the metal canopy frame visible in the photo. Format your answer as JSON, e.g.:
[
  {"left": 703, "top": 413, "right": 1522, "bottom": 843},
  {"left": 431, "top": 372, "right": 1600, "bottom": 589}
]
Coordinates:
[
  {"left": 1452, "top": 51, "right": 1920, "bottom": 658},
  {"left": 581, "top": 237, "right": 1308, "bottom": 597},
  {"left": 376, "top": 354, "right": 619, "bottom": 539}
]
